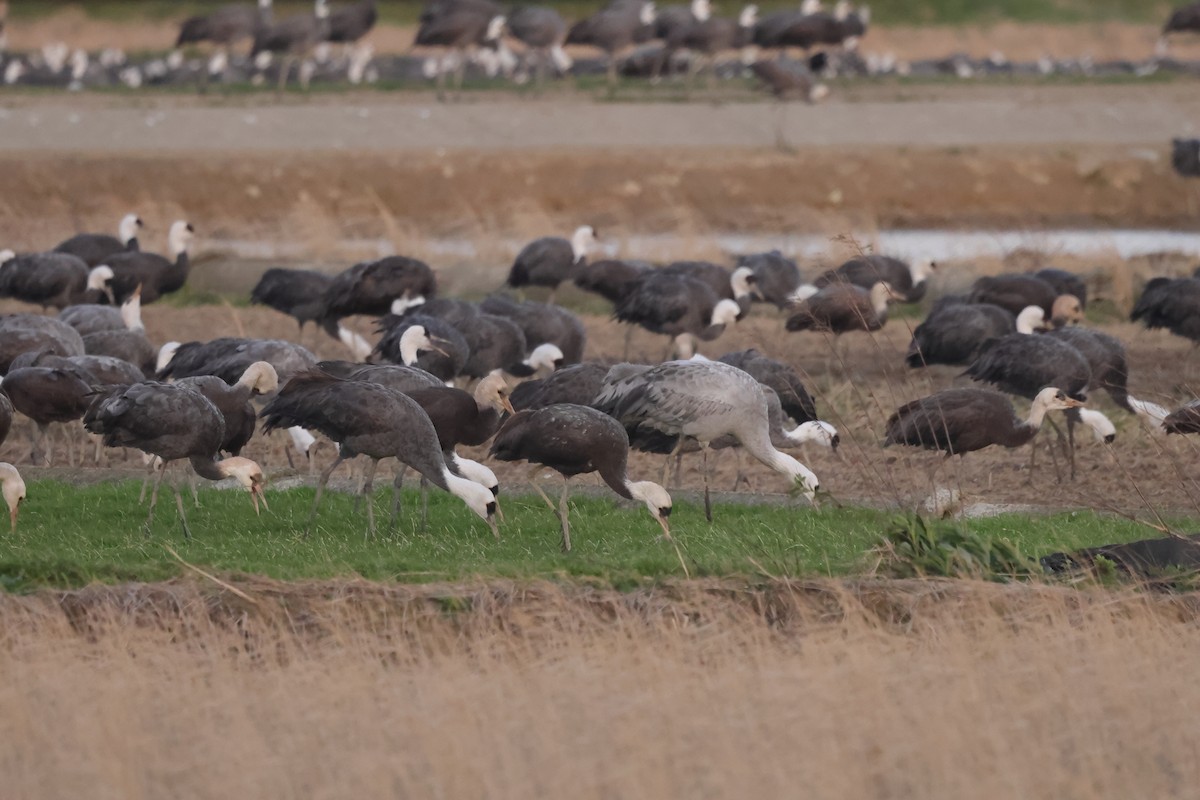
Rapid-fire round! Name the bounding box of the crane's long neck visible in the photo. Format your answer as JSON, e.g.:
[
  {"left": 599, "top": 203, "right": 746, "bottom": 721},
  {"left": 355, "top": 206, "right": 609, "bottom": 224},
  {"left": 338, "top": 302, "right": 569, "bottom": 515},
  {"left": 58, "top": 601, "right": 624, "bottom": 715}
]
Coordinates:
[
  {"left": 160, "top": 252, "right": 191, "bottom": 294},
  {"left": 188, "top": 455, "right": 226, "bottom": 482},
  {"left": 1003, "top": 402, "right": 1050, "bottom": 448}
]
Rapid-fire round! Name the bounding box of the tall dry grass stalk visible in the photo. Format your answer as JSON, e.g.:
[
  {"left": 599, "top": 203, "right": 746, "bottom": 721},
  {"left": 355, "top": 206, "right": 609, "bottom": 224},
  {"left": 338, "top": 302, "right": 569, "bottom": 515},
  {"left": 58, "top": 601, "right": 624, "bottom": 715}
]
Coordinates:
[{"left": 0, "top": 578, "right": 1197, "bottom": 799}]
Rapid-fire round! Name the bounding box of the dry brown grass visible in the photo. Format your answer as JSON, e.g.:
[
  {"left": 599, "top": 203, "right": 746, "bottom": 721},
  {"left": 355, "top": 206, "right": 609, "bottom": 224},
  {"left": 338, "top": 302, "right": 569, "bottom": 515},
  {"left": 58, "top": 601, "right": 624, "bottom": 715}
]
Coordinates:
[{"left": 0, "top": 577, "right": 1198, "bottom": 798}]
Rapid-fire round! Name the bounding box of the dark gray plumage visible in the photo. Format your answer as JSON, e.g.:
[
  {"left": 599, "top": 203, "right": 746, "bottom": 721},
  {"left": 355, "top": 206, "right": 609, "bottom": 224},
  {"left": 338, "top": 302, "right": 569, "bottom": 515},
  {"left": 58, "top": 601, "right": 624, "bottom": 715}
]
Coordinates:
[
  {"left": 574, "top": 259, "right": 653, "bottom": 305},
  {"left": 1034, "top": 268, "right": 1087, "bottom": 309},
  {"left": 158, "top": 337, "right": 316, "bottom": 384},
  {"left": 0, "top": 315, "right": 85, "bottom": 372},
  {"left": 506, "top": 225, "right": 596, "bottom": 301},
  {"left": 490, "top": 403, "right": 672, "bottom": 550},
  {"left": 327, "top": 0, "right": 377, "bottom": 43},
  {"left": 320, "top": 256, "right": 438, "bottom": 337},
  {"left": 9, "top": 351, "right": 145, "bottom": 386},
  {"left": 1044, "top": 327, "right": 1133, "bottom": 413},
  {"left": 615, "top": 271, "right": 743, "bottom": 359},
  {"left": 82, "top": 329, "right": 156, "bottom": 376},
  {"left": 175, "top": 362, "right": 278, "bottom": 456},
  {"left": 505, "top": 6, "right": 569, "bottom": 86},
  {"left": 250, "top": 268, "right": 334, "bottom": 333},
  {"left": 905, "top": 303, "right": 1016, "bottom": 368},
  {"left": 748, "top": 59, "right": 827, "bottom": 101},
  {"left": 511, "top": 361, "right": 609, "bottom": 410},
  {"left": 0, "top": 252, "right": 108, "bottom": 310},
  {"left": 1130, "top": 277, "right": 1200, "bottom": 345},
  {"left": 968, "top": 274, "right": 1059, "bottom": 318},
  {"left": 2, "top": 366, "right": 93, "bottom": 464},
  {"left": 103, "top": 221, "right": 195, "bottom": 305},
  {"left": 315, "top": 360, "right": 444, "bottom": 392},
  {"left": 815, "top": 254, "right": 933, "bottom": 304},
  {"left": 785, "top": 282, "right": 891, "bottom": 334},
  {"left": 734, "top": 251, "right": 801, "bottom": 308},
  {"left": 462, "top": 314, "right": 532, "bottom": 378},
  {"left": 177, "top": 0, "right": 273, "bottom": 49},
  {"left": 251, "top": 0, "right": 333, "bottom": 90},
  {"left": 259, "top": 370, "right": 498, "bottom": 536},
  {"left": 415, "top": 0, "right": 505, "bottom": 98},
  {"left": 717, "top": 348, "right": 817, "bottom": 423},
  {"left": 59, "top": 304, "right": 125, "bottom": 337},
  {"left": 53, "top": 213, "right": 142, "bottom": 267},
  {"left": 884, "top": 387, "right": 1079, "bottom": 457},
  {"left": 480, "top": 293, "right": 586, "bottom": 364},
  {"left": 373, "top": 314, "right": 470, "bottom": 381},
  {"left": 566, "top": 1, "right": 655, "bottom": 86},
  {"left": 1163, "top": 400, "right": 1200, "bottom": 434}
]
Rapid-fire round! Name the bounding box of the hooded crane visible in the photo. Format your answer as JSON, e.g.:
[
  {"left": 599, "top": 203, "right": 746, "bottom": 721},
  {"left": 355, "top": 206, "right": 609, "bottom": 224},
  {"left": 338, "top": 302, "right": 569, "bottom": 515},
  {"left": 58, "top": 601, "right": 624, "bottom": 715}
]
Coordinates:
[
  {"left": 968, "top": 274, "right": 1084, "bottom": 325},
  {"left": 1159, "top": 2, "right": 1200, "bottom": 55},
  {"left": 679, "top": 4, "right": 758, "bottom": 89},
  {"left": 504, "top": 6, "right": 572, "bottom": 88},
  {"left": 1163, "top": 400, "right": 1200, "bottom": 434},
  {"left": 785, "top": 281, "right": 892, "bottom": 336},
  {"left": 53, "top": 213, "right": 142, "bottom": 266},
  {"left": 85, "top": 382, "right": 267, "bottom": 536},
  {"left": 511, "top": 361, "right": 609, "bottom": 410},
  {"left": 649, "top": 0, "right": 711, "bottom": 82},
  {"left": 80, "top": 287, "right": 155, "bottom": 375},
  {"left": 615, "top": 271, "right": 742, "bottom": 359},
  {"left": 252, "top": 0, "right": 332, "bottom": 91},
  {"left": 1034, "top": 268, "right": 1087, "bottom": 309},
  {"left": 1, "top": 365, "right": 92, "bottom": 465},
  {"left": 884, "top": 387, "right": 1081, "bottom": 460},
  {"left": 327, "top": 0, "right": 378, "bottom": 46},
  {"left": 593, "top": 359, "right": 820, "bottom": 519},
  {"left": 661, "top": 260, "right": 755, "bottom": 311},
  {"left": 1043, "top": 326, "right": 1142, "bottom": 419},
  {"left": 260, "top": 370, "right": 499, "bottom": 538},
  {"left": 320, "top": 255, "right": 437, "bottom": 339},
  {"left": 1130, "top": 276, "right": 1200, "bottom": 346},
  {"left": 566, "top": 0, "right": 657, "bottom": 88},
  {"left": 373, "top": 315, "right": 470, "bottom": 381},
  {"left": 0, "top": 315, "right": 85, "bottom": 372},
  {"left": 717, "top": 348, "right": 818, "bottom": 424},
  {"left": 414, "top": 0, "right": 506, "bottom": 100},
  {"left": 0, "top": 251, "right": 113, "bottom": 310},
  {"left": 176, "top": 0, "right": 273, "bottom": 57},
  {"left": 480, "top": 293, "right": 586, "bottom": 364},
  {"left": 102, "top": 220, "right": 195, "bottom": 305},
  {"left": 158, "top": 336, "right": 316, "bottom": 385},
  {"left": 813, "top": 254, "right": 935, "bottom": 304},
  {"left": 59, "top": 291, "right": 140, "bottom": 337},
  {"left": 732, "top": 250, "right": 801, "bottom": 308},
  {"left": 505, "top": 225, "right": 597, "bottom": 303},
  {"left": 905, "top": 304, "right": 1044, "bottom": 368},
  {"left": 573, "top": 258, "right": 652, "bottom": 305},
  {"left": 491, "top": 403, "right": 672, "bottom": 551},
  {"left": 963, "top": 333, "right": 1113, "bottom": 478},
  {"left": 10, "top": 351, "right": 145, "bottom": 387},
  {"left": 250, "top": 267, "right": 334, "bottom": 337},
  {"left": 175, "top": 361, "right": 279, "bottom": 456}
]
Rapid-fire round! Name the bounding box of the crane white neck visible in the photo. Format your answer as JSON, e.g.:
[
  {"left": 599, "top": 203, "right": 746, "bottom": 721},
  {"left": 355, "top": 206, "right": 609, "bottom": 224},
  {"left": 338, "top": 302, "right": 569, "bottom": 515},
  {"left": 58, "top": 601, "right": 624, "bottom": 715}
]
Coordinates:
[
  {"left": 452, "top": 454, "right": 500, "bottom": 495},
  {"left": 398, "top": 325, "right": 433, "bottom": 365},
  {"left": 570, "top": 226, "right": 595, "bottom": 263},
  {"left": 784, "top": 420, "right": 838, "bottom": 447},
  {"left": 118, "top": 213, "right": 141, "bottom": 245},
  {"left": 730, "top": 266, "right": 755, "bottom": 299},
  {"left": 120, "top": 292, "right": 144, "bottom": 331},
  {"left": 690, "top": 0, "right": 712, "bottom": 21},
  {"left": 1015, "top": 306, "right": 1044, "bottom": 334},
  {"left": 168, "top": 221, "right": 193, "bottom": 259},
  {"left": 738, "top": 5, "right": 759, "bottom": 27}
]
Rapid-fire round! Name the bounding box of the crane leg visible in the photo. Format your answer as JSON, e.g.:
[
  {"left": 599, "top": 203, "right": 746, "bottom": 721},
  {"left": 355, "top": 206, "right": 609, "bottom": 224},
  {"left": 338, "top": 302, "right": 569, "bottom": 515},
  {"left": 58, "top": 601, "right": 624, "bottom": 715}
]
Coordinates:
[
  {"left": 389, "top": 464, "right": 409, "bottom": 533},
  {"left": 1065, "top": 414, "right": 1078, "bottom": 482},
  {"left": 558, "top": 478, "right": 572, "bottom": 553},
  {"left": 145, "top": 460, "right": 169, "bottom": 535},
  {"left": 306, "top": 454, "right": 345, "bottom": 536},
  {"left": 189, "top": 467, "right": 200, "bottom": 508},
  {"left": 527, "top": 464, "right": 557, "bottom": 512},
  {"left": 419, "top": 475, "right": 429, "bottom": 533},
  {"left": 702, "top": 445, "right": 713, "bottom": 523},
  {"left": 139, "top": 456, "right": 158, "bottom": 504},
  {"left": 662, "top": 437, "right": 684, "bottom": 487},
  {"left": 277, "top": 54, "right": 292, "bottom": 93},
  {"left": 1043, "top": 420, "right": 1064, "bottom": 484},
  {"left": 622, "top": 324, "right": 635, "bottom": 361},
  {"left": 172, "top": 471, "right": 193, "bottom": 541},
  {"left": 361, "top": 458, "right": 379, "bottom": 540},
  {"left": 64, "top": 424, "right": 76, "bottom": 467}
]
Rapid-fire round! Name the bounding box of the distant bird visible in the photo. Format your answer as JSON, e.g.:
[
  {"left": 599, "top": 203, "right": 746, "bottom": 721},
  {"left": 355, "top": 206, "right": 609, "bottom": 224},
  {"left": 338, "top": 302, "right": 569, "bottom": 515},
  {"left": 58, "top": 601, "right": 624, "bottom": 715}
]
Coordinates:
[
  {"left": 1159, "top": 2, "right": 1200, "bottom": 55},
  {"left": 490, "top": 404, "right": 672, "bottom": 551},
  {"left": 327, "top": 0, "right": 378, "bottom": 45},
  {"left": 320, "top": 255, "right": 437, "bottom": 337},
  {"left": 480, "top": 293, "right": 586, "bottom": 364},
  {"left": 53, "top": 212, "right": 142, "bottom": 267},
  {"left": 85, "top": 382, "right": 267, "bottom": 536},
  {"left": 158, "top": 337, "right": 316, "bottom": 384},
  {"left": 660, "top": 260, "right": 750, "bottom": 306},
  {"left": 1034, "top": 268, "right": 1087, "bottom": 309},
  {"left": 176, "top": 361, "right": 279, "bottom": 456},
  {"left": 573, "top": 258, "right": 652, "bottom": 305},
  {"left": 2, "top": 366, "right": 93, "bottom": 465},
  {"left": 785, "top": 281, "right": 892, "bottom": 335},
  {"left": 1172, "top": 139, "right": 1200, "bottom": 178},
  {"left": 679, "top": 5, "right": 759, "bottom": 88},
  {"left": 1163, "top": 399, "right": 1200, "bottom": 434},
  {"left": 373, "top": 315, "right": 470, "bottom": 381},
  {"left": 260, "top": 370, "right": 499, "bottom": 538},
  {"left": 813, "top": 254, "right": 935, "bottom": 304},
  {"left": 566, "top": 1, "right": 657, "bottom": 87},
  {"left": 252, "top": 0, "right": 332, "bottom": 91},
  {"left": 1131, "top": 276, "right": 1200, "bottom": 345},
  {"left": 177, "top": 0, "right": 273, "bottom": 55},
  {"left": 0, "top": 463, "right": 25, "bottom": 531},
  {"left": 0, "top": 315, "right": 85, "bottom": 372},
  {"left": 905, "top": 304, "right": 1042, "bottom": 368},
  {"left": 59, "top": 293, "right": 140, "bottom": 337},
  {"left": 717, "top": 348, "right": 818, "bottom": 423},
  {"left": 461, "top": 314, "right": 534, "bottom": 378},
  {"left": 505, "top": 225, "right": 597, "bottom": 303},
  {"left": 102, "top": 220, "right": 195, "bottom": 305},
  {"left": 968, "top": 274, "right": 1084, "bottom": 325},
  {"left": 732, "top": 250, "right": 802, "bottom": 308},
  {"left": 593, "top": 360, "right": 820, "bottom": 519},
  {"left": 511, "top": 361, "right": 608, "bottom": 410},
  {"left": 649, "top": 0, "right": 711, "bottom": 82},
  {"left": 0, "top": 251, "right": 113, "bottom": 310},
  {"left": 615, "top": 271, "right": 742, "bottom": 359},
  {"left": 884, "top": 387, "right": 1080, "bottom": 459},
  {"left": 414, "top": 0, "right": 506, "bottom": 99},
  {"left": 749, "top": 58, "right": 828, "bottom": 102},
  {"left": 250, "top": 268, "right": 334, "bottom": 335},
  {"left": 1043, "top": 326, "right": 1139, "bottom": 415},
  {"left": 504, "top": 5, "right": 572, "bottom": 88}
]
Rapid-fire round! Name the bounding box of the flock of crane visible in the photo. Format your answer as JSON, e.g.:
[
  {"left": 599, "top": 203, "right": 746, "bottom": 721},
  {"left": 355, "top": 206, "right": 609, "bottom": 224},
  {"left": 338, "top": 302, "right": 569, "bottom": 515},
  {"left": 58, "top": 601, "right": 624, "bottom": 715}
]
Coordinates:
[
  {"left": 5, "top": 0, "right": 1200, "bottom": 95},
  {"left": 0, "top": 213, "right": 1199, "bottom": 548}
]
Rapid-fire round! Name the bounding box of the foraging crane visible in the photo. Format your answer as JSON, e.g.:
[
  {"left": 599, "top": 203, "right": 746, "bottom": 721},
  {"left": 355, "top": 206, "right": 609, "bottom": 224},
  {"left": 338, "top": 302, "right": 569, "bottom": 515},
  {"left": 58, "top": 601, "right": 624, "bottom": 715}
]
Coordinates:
[
  {"left": 252, "top": 0, "right": 332, "bottom": 91},
  {"left": 490, "top": 403, "right": 672, "bottom": 551},
  {"left": 968, "top": 274, "right": 1084, "bottom": 325},
  {"left": 566, "top": 1, "right": 657, "bottom": 88},
  {"left": 85, "top": 382, "right": 267, "bottom": 537},
  {"left": 53, "top": 212, "right": 142, "bottom": 266},
  {"left": 785, "top": 281, "right": 893, "bottom": 335},
  {"left": 1131, "top": 276, "right": 1200, "bottom": 346},
  {"left": 260, "top": 370, "right": 499, "bottom": 538},
  {"left": 480, "top": 293, "right": 586, "bottom": 364},
  {"left": 716, "top": 348, "right": 818, "bottom": 424},
  {"left": 0, "top": 252, "right": 113, "bottom": 310},
  {"left": 615, "top": 271, "right": 742, "bottom": 360},
  {"left": 0, "top": 315, "right": 85, "bottom": 372},
  {"left": 102, "top": 220, "right": 195, "bottom": 304},
  {"left": 414, "top": 0, "right": 507, "bottom": 100},
  {"left": 732, "top": 251, "right": 801, "bottom": 308},
  {"left": 249, "top": 267, "right": 334, "bottom": 335},
  {"left": 373, "top": 316, "right": 469, "bottom": 381},
  {"left": 511, "top": 361, "right": 609, "bottom": 410},
  {"left": 1159, "top": 2, "right": 1200, "bottom": 55},
  {"left": 505, "top": 225, "right": 597, "bottom": 303},
  {"left": 175, "top": 361, "right": 279, "bottom": 456},
  {"left": 593, "top": 360, "right": 820, "bottom": 520},
  {"left": 0, "top": 463, "right": 24, "bottom": 532},
  {"left": 504, "top": 6, "right": 572, "bottom": 88},
  {"left": 813, "top": 254, "right": 935, "bottom": 304},
  {"left": 3, "top": 365, "right": 95, "bottom": 465},
  {"left": 1163, "top": 399, "right": 1200, "bottom": 434},
  {"left": 158, "top": 336, "right": 316, "bottom": 385},
  {"left": 905, "top": 304, "right": 1042, "bottom": 368}
]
